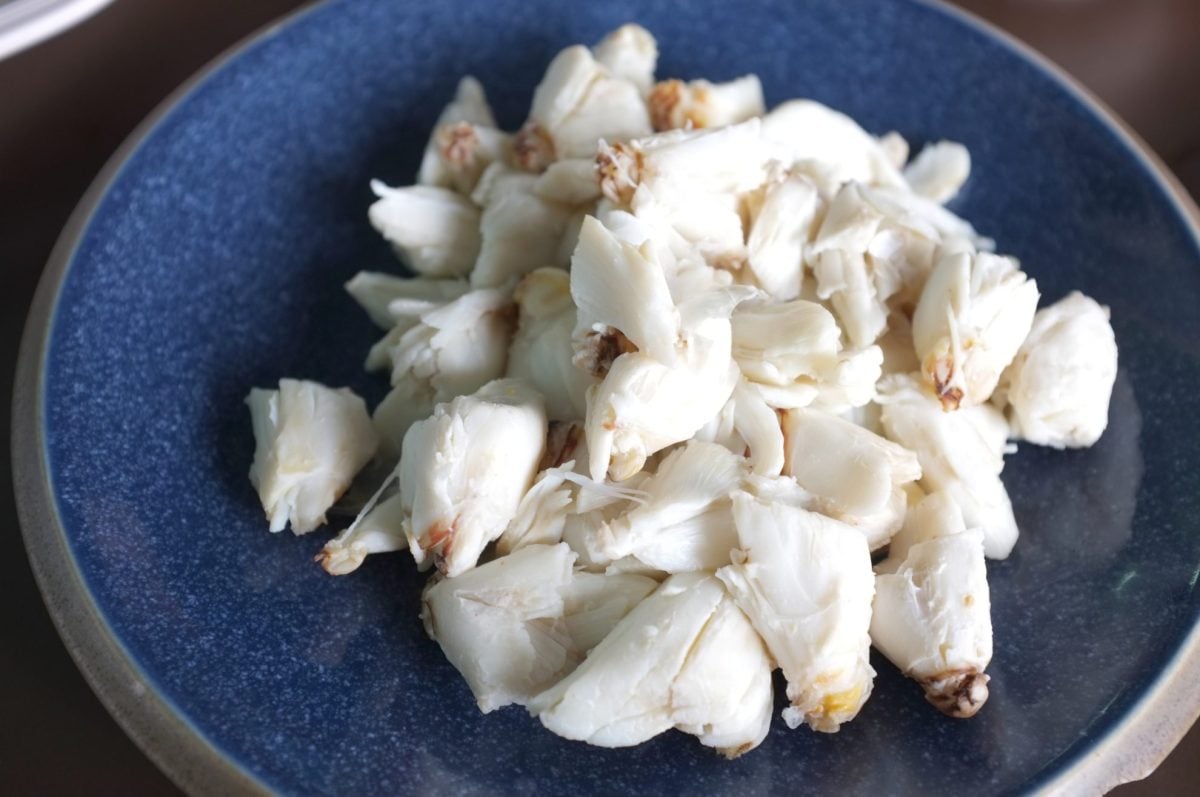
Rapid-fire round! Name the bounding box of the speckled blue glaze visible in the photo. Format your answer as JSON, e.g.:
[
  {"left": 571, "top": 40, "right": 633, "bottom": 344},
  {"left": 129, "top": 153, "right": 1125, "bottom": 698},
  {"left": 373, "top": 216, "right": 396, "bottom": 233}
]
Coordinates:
[{"left": 37, "top": 0, "right": 1200, "bottom": 793}]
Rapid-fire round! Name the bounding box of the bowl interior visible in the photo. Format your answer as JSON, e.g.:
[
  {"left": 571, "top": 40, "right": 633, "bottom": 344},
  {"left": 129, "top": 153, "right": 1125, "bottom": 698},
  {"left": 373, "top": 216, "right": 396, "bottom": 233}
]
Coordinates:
[{"left": 36, "top": 0, "right": 1200, "bottom": 793}]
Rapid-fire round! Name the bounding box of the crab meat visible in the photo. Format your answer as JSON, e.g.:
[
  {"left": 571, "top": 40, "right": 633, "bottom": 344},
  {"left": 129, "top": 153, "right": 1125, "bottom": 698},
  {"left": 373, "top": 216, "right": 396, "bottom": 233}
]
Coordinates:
[
  {"left": 494, "top": 465, "right": 577, "bottom": 555},
  {"left": 717, "top": 492, "right": 875, "bottom": 732},
  {"left": 429, "top": 123, "right": 512, "bottom": 197},
  {"left": 344, "top": 272, "right": 469, "bottom": 330},
  {"left": 809, "top": 345, "right": 885, "bottom": 414},
  {"left": 515, "top": 45, "right": 651, "bottom": 171},
  {"left": 600, "top": 119, "right": 769, "bottom": 207},
  {"left": 422, "top": 543, "right": 576, "bottom": 712},
  {"left": 470, "top": 170, "right": 575, "bottom": 288},
  {"left": 367, "top": 181, "right": 482, "bottom": 278},
  {"left": 807, "top": 184, "right": 892, "bottom": 348},
  {"left": 648, "top": 75, "right": 764, "bottom": 131},
  {"left": 669, "top": 594, "right": 774, "bottom": 757},
  {"left": 570, "top": 215, "right": 681, "bottom": 369},
  {"left": 731, "top": 379, "right": 785, "bottom": 476},
  {"left": 399, "top": 379, "right": 546, "bottom": 576},
  {"left": 418, "top": 76, "right": 499, "bottom": 192},
  {"left": 911, "top": 251, "right": 1039, "bottom": 409},
  {"left": 246, "top": 380, "right": 378, "bottom": 535},
  {"left": 744, "top": 175, "right": 821, "bottom": 301},
  {"left": 529, "top": 572, "right": 772, "bottom": 756},
  {"left": 871, "top": 530, "right": 993, "bottom": 718},
  {"left": 999, "top": 291, "right": 1118, "bottom": 449},
  {"left": 878, "top": 375, "right": 1018, "bottom": 559},
  {"left": 628, "top": 186, "right": 748, "bottom": 272},
  {"left": 591, "top": 24, "right": 658, "bottom": 94},
  {"left": 781, "top": 408, "right": 921, "bottom": 550},
  {"left": 560, "top": 570, "right": 660, "bottom": 652},
  {"left": 371, "top": 287, "right": 514, "bottom": 452},
  {"left": 732, "top": 299, "right": 841, "bottom": 387},
  {"left": 533, "top": 158, "right": 604, "bottom": 206},
  {"left": 760, "top": 99, "right": 905, "bottom": 189},
  {"left": 508, "top": 268, "right": 594, "bottom": 421},
  {"left": 584, "top": 314, "right": 739, "bottom": 481},
  {"left": 317, "top": 493, "right": 406, "bottom": 575},
  {"left": 903, "top": 140, "right": 971, "bottom": 204},
  {"left": 878, "top": 490, "right": 967, "bottom": 574},
  {"left": 580, "top": 441, "right": 745, "bottom": 571}
]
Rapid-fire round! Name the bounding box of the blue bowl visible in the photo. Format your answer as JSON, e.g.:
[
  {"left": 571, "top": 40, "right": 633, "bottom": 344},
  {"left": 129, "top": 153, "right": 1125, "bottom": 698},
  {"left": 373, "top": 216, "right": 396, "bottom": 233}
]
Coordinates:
[{"left": 14, "top": 0, "right": 1200, "bottom": 794}]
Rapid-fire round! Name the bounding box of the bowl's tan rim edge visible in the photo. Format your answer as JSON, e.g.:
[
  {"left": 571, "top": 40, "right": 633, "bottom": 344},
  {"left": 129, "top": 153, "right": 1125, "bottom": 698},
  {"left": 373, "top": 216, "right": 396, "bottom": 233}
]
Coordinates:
[
  {"left": 9, "top": 2, "right": 328, "bottom": 795},
  {"left": 11, "top": 1, "right": 1200, "bottom": 796},
  {"left": 920, "top": 2, "right": 1200, "bottom": 795}
]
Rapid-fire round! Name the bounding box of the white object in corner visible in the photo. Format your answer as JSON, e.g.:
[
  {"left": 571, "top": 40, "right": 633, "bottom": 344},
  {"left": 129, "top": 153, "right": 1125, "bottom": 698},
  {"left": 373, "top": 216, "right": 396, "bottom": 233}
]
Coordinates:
[{"left": 0, "top": 0, "right": 114, "bottom": 61}]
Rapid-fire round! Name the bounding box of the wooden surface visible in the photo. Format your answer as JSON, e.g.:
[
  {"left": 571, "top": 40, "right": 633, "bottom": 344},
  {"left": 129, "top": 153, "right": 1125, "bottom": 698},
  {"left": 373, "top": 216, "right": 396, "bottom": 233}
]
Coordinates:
[{"left": 1, "top": 1, "right": 1196, "bottom": 794}]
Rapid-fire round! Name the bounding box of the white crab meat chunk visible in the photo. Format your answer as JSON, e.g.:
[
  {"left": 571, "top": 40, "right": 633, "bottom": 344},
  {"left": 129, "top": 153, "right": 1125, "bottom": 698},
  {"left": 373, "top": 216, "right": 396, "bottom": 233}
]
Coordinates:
[
  {"left": 580, "top": 441, "right": 745, "bottom": 571},
  {"left": 570, "top": 216, "right": 681, "bottom": 370},
  {"left": 494, "top": 465, "right": 576, "bottom": 555},
  {"left": 316, "top": 493, "right": 406, "bottom": 575},
  {"left": 470, "top": 170, "right": 575, "bottom": 288},
  {"left": 591, "top": 24, "right": 658, "bottom": 94},
  {"left": 530, "top": 572, "right": 773, "bottom": 756},
  {"left": 760, "top": 99, "right": 905, "bottom": 189},
  {"left": 245, "top": 380, "right": 378, "bottom": 535},
  {"left": 865, "top": 228, "right": 939, "bottom": 314},
  {"left": 744, "top": 175, "right": 821, "bottom": 301},
  {"left": 878, "top": 490, "right": 967, "bottom": 575},
  {"left": 912, "top": 250, "right": 1039, "bottom": 409},
  {"left": 878, "top": 375, "right": 1018, "bottom": 559},
  {"left": 429, "top": 123, "right": 512, "bottom": 197},
  {"left": 669, "top": 595, "right": 774, "bottom": 758},
  {"left": 731, "top": 289, "right": 883, "bottom": 415},
  {"left": 732, "top": 299, "right": 841, "bottom": 387},
  {"left": 717, "top": 493, "right": 875, "bottom": 732},
  {"left": 731, "top": 380, "right": 785, "bottom": 476},
  {"left": 693, "top": 392, "right": 742, "bottom": 454},
  {"left": 585, "top": 315, "right": 739, "bottom": 481},
  {"left": 808, "top": 185, "right": 891, "bottom": 348},
  {"left": 740, "top": 470, "right": 817, "bottom": 511},
  {"left": 515, "top": 45, "right": 651, "bottom": 171},
  {"left": 495, "top": 440, "right": 645, "bottom": 558},
  {"left": 507, "top": 268, "right": 593, "bottom": 421},
  {"left": 533, "top": 159, "right": 603, "bottom": 206},
  {"left": 861, "top": 182, "right": 991, "bottom": 250},
  {"left": 1000, "top": 291, "right": 1118, "bottom": 449},
  {"left": 597, "top": 119, "right": 769, "bottom": 208},
  {"left": 371, "top": 287, "right": 514, "bottom": 453},
  {"left": 647, "top": 75, "right": 765, "bottom": 131},
  {"left": 422, "top": 543, "right": 576, "bottom": 712},
  {"left": 529, "top": 572, "right": 721, "bottom": 745},
  {"left": 399, "top": 379, "right": 546, "bottom": 576},
  {"left": 367, "top": 181, "right": 482, "bottom": 278},
  {"left": 878, "top": 131, "right": 909, "bottom": 169},
  {"left": 871, "top": 530, "right": 993, "bottom": 718},
  {"left": 782, "top": 408, "right": 921, "bottom": 550},
  {"left": 810, "top": 345, "right": 885, "bottom": 414},
  {"left": 630, "top": 186, "right": 748, "bottom": 270},
  {"left": 877, "top": 311, "right": 921, "bottom": 375},
  {"left": 903, "top": 140, "right": 971, "bottom": 204},
  {"left": 418, "top": 76, "right": 499, "bottom": 191},
  {"left": 559, "top": 570, "right": 659, "bottom": 653},
  {"left": 424, "top": 542, "right": 659, "bottom": 715},
  {"left": 344, "top": 272, "right": 470, "bottom": 330}
]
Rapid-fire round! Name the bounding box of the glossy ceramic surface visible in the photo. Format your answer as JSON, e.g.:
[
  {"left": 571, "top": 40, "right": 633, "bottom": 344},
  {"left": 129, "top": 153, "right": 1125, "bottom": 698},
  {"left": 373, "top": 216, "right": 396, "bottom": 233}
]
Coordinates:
[{"left": 15, "top": 0, "right": 1200, "bottom": 794}]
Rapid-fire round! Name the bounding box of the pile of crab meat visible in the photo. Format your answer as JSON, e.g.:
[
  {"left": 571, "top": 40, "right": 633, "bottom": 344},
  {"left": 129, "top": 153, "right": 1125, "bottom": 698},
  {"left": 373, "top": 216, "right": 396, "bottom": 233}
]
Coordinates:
[{"left": 245, "top": 24, "right": 1119, "bottom": 757}]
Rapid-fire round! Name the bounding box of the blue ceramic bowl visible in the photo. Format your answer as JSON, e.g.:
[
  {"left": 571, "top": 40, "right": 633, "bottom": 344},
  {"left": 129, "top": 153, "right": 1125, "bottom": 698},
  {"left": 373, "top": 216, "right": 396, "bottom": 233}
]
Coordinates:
[{"left": 15, "top": 0, "right": 1200, "bottom": 794}]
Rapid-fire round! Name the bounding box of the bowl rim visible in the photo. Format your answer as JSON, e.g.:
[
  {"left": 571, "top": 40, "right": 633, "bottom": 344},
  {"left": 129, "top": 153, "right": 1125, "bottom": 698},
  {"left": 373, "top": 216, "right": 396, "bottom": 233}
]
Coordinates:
[{"left": 11, "top": 0, "right": 1200, "bottom": 794}]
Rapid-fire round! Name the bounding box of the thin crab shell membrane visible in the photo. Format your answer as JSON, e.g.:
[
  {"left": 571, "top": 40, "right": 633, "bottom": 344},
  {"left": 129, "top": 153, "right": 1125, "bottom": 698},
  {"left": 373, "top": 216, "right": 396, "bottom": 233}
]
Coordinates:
[{"left": 244, "top": 21, "right": 1121, "bottom": 757}]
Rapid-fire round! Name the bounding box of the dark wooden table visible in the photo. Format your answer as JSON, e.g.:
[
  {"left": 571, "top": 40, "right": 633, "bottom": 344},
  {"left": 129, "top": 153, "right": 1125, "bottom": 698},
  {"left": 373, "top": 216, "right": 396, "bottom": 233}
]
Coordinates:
[{"left": 2, "top": 2, "right": 1196, "bottom": 793}]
